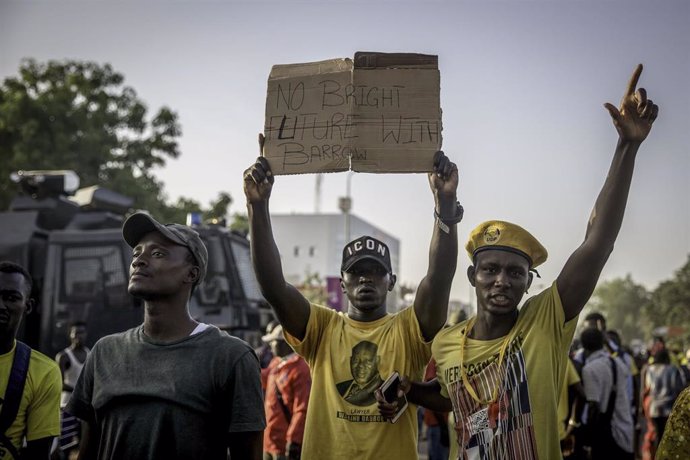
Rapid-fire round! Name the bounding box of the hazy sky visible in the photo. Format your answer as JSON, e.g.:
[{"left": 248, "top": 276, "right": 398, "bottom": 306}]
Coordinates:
[{"left": 2, "top": 0, "right": 688, "bottom": 305}]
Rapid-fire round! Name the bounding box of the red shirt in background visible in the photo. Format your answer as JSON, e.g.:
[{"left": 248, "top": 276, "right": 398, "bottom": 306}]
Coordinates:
[
  {"left": 423, "top": 359, "right": 448, "bottom": 427},
  {"left": 264, "top": 353, "right": 311, "bottom": 456}
]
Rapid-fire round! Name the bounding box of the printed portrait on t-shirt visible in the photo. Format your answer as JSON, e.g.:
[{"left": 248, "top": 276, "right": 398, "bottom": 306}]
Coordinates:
[{"left": 336, "top": 341, "right": 384, "bottom": 406}]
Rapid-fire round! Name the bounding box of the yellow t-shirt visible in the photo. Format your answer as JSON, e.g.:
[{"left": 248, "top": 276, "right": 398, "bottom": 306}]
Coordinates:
[
  {"left": 557, "top": 359, "right": 581, "bottom": 440},
  {"left": 433, "top": 282, "right": 578, "bottom": 460},
  {"left": 0, "top": 341, "right": 62, "bottom": 459},
  {"left": 285, "top": 304, "right": 431, "bottom": 459}
]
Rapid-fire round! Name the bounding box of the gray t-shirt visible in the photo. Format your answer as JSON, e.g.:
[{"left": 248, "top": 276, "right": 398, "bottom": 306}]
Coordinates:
[
  {"left": 582, "top": 349, "right": 634, "bottom": 453},
  {"left": 66, "top": 324, "right": 265, "bottom": 459}
]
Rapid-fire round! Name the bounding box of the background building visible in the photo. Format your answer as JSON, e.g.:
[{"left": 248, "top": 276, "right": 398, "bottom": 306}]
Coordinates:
[{"left": 271, "top": 213, "right": 400, "bottom": 312}]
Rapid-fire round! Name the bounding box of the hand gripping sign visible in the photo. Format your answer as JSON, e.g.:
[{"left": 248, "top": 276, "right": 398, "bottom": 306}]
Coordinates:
[{"left": 263, "top": 52, "right": 442, "bottom": 175}]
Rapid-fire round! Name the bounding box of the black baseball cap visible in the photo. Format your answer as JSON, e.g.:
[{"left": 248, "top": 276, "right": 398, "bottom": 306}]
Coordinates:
[
  {"left": 341, "top": 236, "right": 392, "bottom": 273},
  {"left": 122, "top": 212, "right": 208, "bottom": 284}
]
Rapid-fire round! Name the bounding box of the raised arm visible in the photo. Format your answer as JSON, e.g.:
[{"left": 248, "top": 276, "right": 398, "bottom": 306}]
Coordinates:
[
  {"left": 557, "top": 64, "right": 658, "bottom": 320},
  {"left": 244, "top": 134, "right": 310, "bottom": 340},
  {"left": 414, "top": 151, "right": 460, "bottom": 340}
]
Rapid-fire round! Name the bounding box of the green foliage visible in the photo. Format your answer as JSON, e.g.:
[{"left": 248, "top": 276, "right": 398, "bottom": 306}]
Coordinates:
[
  {"left": 584, "top": 257, "right": 690, "bottom": 347},
  {"left": 297, "top": 271, "right": 327, "bottom": 305},
  {"left": 229, "top": 213, "right": 249, "bottom": 236},
  {"left": 644, "top": 255, "right": 690, "bottom": 346},
  {"left": 0, "top": 59, "right": 179, "bottom": 217},
  {"left": 584, "top": 274, "right": 651, "bottom": 343},
  {"left": 161, "top": 192, "right": 234, "bottom": 226},
  {"left": 0, "top": 59, "right": 237, "bottom": 227},
  {"left": 205, "top": 192, "right": 232, "bottom": 222}
]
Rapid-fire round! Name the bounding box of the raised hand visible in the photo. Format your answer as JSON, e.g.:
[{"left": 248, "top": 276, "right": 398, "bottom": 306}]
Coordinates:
[
  {"left": 604, "top": 64, "right": 659, "bottom": 143},
  {"left": 243, "top": 133, "right": 275, "bottom": 203},
  {"left": 428, "top": 150, "right": 459, "bottom": 199}
]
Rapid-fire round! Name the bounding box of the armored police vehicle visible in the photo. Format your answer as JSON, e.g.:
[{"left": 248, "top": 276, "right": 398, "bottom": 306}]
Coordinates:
[{"left": 1, "top": 170, "right": 267, "bottom": 357}]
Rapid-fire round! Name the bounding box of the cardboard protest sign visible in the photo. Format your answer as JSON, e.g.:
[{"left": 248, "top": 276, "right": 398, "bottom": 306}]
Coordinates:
[{"left": 263, "top": 52, "right": 442, "bottom": 175}]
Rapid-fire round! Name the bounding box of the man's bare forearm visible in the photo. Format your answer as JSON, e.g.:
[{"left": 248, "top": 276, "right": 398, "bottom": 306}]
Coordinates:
[
  {"left": 407, "top": 379, "right": 453, "bottom": 412},
  {"left": 247, "top": 200, "right": 310, "bottom": 338}
]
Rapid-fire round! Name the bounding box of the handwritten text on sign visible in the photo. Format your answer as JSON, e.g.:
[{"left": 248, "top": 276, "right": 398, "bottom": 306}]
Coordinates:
[{"left": 263, "top": 54, "right": 442, "bottom": 174}]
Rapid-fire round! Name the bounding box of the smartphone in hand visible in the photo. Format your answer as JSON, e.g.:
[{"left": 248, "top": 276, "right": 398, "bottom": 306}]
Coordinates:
[{"left": 379, "top": 371, "right": 409, "bottom": 423}]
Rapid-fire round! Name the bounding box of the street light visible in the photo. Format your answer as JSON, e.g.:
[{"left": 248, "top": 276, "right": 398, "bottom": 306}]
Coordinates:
[{"left": 338, "top": 171, "right": 354, "bottom": 312}]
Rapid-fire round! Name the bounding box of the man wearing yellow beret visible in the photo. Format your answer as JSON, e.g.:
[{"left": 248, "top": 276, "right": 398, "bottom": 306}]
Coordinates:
[{"left": 378, "top": 64, "right": 657, "bottom": 460}]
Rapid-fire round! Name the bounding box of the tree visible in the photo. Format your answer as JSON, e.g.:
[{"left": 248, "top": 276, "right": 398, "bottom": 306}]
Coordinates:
[
  {"left": 0, "top": 59, "right": 200, "bottom": 222},
  {"left": 584, "top": 274, "right": 651, "bottom": 343},
  {"left": 160, "top": 192, "right": 235, "bottom": 227},
  {"left": 296, "top": 271, "right": 327, "bottom": 305},
  {"left": 644, "top": 255, "right": 690, "bottom": 346},
  {"left": 229, "top": 213, "right": 249, "bottom": 236},
  {"left": 204, "top": 192, "right": 232, "bottom": 222}
]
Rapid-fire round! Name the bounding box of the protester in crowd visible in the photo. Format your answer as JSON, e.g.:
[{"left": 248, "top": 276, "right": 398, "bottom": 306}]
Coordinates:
[
  {"left": 650, "top": 335, "right": 667, "bottom": 360},
  {"left": 378, "top": 64, "right": 658, "bottom": 459},
  {"left": 643, "top": 348, "right": 683, "bottom": 451},
  {"left": 580, "top": 328, "right": 634, "bottom": 459},
  {"left": 559, "top": 358, "right": 585, "bottom": 459},
  {"left": 244, "top": 146, "right": 460, "bottom": 458},
  {"left": 641, "top": 337, "right": 672, "bottom": 459},
  {"left": 574, "top": 315, "right": 640, "bottom": 418},
  {"left": 257, "top": 319, "right": 280, "bottom": 392},
  {"left": 655, "top": 385, "right": 690, "bottom": 460},
  {"left": 66, "top": 213, "right": 265, "bottom": 459},
  {"left": 422, "top": 359, "right": 449, "bottom": 460},
  {"left": 606, "top": 329, "right": 645, "bottom": 455},
  {"left": 55, "top": 321, "right": 90, "bottom": 458},
  {"left": 262, "top": 325, "right": 310, "bottom": 460},
  {"left": 0, "top": 261, "right": 62, "bottom": 460}
]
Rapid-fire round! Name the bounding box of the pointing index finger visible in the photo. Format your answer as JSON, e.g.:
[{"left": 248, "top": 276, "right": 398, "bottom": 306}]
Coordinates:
[{"left": 625, "top": 64, "right": 643, "bottom": 97}]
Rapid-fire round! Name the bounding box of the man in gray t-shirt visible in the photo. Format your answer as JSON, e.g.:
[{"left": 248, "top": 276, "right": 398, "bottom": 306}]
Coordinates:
[
  {"left": 580, "top": 328, "right": 634, "bottom": 459},
  {"left": 66, "top": 213, "right": 265, "bottom": 460}
]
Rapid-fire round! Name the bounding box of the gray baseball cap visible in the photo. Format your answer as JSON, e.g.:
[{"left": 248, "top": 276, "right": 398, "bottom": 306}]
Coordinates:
[{"left": 122, "top": 212, "right": 208, "bottom": 285}]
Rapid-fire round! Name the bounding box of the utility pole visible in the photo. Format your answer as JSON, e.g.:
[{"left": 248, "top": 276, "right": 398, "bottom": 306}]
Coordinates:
[
  {"left": 314, "top": 174, "right": 323, "bottom": 213},
  {"left": 338, "top": 172, "right": 354, "bottom": 243}
]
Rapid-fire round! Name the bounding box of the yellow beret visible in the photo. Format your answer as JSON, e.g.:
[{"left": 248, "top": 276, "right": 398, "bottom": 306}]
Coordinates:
[{"left": 465, "top": 220, "right": 548, "bottom": 268}]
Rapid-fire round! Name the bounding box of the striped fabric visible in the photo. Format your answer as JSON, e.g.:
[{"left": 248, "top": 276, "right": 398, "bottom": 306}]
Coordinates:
[
  {"left": 448, "top": 341, "right": 539, "bottom": 459},
  {"left": 59, "top": 410, "right": 81, "bottom": 451}
]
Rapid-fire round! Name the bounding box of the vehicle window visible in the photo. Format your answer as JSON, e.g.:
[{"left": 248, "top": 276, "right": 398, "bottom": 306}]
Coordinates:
[
  {"left": 61, "top": 245, "right": 128, "bottom": 306},
  {"left": 195, "top": 235, "right": 233, "bottom": 306},
  {"left": 229, "top": 239, "right": 262, "bottom": 302}
]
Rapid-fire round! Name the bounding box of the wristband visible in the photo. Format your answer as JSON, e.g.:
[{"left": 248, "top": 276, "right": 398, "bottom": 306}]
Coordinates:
[
  {"left": 434, "top": 202, "right": 464, "bottom": 234},
  {"left": 568, "top": 419, "right": 581, "bottom": 428}
]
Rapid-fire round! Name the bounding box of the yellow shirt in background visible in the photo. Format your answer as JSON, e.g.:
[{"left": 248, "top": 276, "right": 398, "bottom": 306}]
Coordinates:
[
  {"left": 285, "top": 304, "right": 431, "bottom": 459},
  {"left": 433, "top": 282, "right": 578, "bottom": 460},
  {"left": 0, "top": 341, "right": 61, "bottom": 459}
]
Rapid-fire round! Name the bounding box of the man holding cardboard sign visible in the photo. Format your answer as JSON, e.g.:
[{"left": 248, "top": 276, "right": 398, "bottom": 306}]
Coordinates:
[
  {"left": 244, "top": 138, "right": 461, "bottom": 458},
  {"left": 378, "top": 64, "right": 658, "bottom": 460}
]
